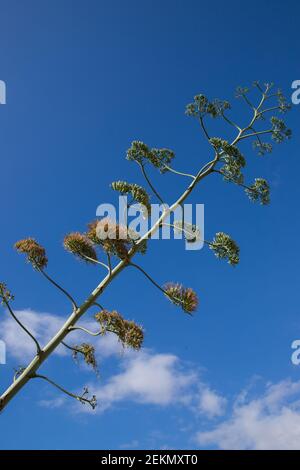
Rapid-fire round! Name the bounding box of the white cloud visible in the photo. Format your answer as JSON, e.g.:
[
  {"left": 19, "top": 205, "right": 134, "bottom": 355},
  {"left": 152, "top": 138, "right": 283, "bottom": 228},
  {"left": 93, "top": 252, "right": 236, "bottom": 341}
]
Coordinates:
[
  {"left": 0, "top": 308, "right": 123, "bottom": 362},
  {"left": 1, "top": 309, "right": 228, "bottom": 422},
  {"left": 197, "top": 379, "right": 300, "bottom": 450},
  {"left": 1, "top": 309, "right": 64, "bottom": 361},
  {"left": 94, "top": 350, "right": 197, "bottom": 412},
  {"left": 72, "top": 350, "right": 227, "bottom": 418},
  {"left": 198, "top": 387, "right": 227, "bottom": 418},
  {"left": 38, "top": 396, "right": 66, "bottom": 409}
]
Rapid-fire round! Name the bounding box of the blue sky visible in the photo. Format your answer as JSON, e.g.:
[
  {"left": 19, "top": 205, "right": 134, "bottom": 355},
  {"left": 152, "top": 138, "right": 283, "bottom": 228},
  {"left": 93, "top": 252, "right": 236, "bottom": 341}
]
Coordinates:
[{"left": 0, "top": 0, "right": 300, "bottom": 449}]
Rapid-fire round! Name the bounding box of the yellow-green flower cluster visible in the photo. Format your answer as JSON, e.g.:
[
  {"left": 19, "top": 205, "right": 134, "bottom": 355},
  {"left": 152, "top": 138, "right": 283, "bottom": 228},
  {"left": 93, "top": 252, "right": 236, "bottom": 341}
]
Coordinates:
[
  {"left": 185, "top": 94, "right": 230, "bottom": 118},
  {"left": 209, "top": 232, "right": 240, "bottom": 266},
  {"left": 126, "top": 141, "right": 175, "bottom": 173},
  {"left": 211, "top": 138, "right": 246, "bottom": 185},
  {"left": 245, "top": 178, "right": 270, "bottom": 205},
  {"left": 271, "top": 116, "right": 292, "bottom": 143},
  {"left": 111, "top": 180, "right": 151, "bottom": 215}
]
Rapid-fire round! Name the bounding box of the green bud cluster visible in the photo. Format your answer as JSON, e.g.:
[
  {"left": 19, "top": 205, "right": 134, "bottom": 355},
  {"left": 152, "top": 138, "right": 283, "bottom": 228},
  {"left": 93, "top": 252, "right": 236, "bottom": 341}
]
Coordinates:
[
  {"left": 126, "top": 141, "right": 175, "bottom": 173},
  {"left": 276, "top": 89, "right": 292, "bottom": 113},
  {"left": 245, "top": 178, "right": 270, "bottom": 205},
  {"left": 210, "top": 232, "right": 240, "bottom": 266},
  {"left": 211, "top": 138, "right": 246, "bottom": 184},
  {"left": 235, "top": 86, "right": 250, "bottom": 98},
  {"left": 252, "top": 141, "right": 273, "bottom": 156},
  {"left": 111, "top": 181, "right": 151, "bottom": 215},
  {"left": 271, "top": 117, "right": 292, "bottom": 143},
  {"left": 185, "top": 94, "right": 230, "bottom": 118},
  {"left": 210, "top": 138, "right": 245, "bottom": 164}
]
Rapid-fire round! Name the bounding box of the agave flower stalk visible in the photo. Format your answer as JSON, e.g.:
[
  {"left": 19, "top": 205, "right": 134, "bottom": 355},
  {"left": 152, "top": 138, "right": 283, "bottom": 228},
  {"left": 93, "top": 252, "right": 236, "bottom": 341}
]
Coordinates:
[{"left": 0, "top": 82, "right": 291, "bottom": 411}]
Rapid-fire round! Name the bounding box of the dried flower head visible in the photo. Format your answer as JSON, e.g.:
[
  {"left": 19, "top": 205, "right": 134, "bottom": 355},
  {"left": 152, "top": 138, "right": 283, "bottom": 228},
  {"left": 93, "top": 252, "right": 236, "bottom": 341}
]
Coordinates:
[
  {"left": 86, "top": 218, "right": 146, "bottom": 260},
  {"left": 245, "top": 178, "right": 270, "bottom": 205},
  {"left": 15, "top": 238, "right": 48, "bottom": 269},
  {"left": 164, "top": 283, "right": 198, "bottom": 314},
  {"left": 0, "top": 282, "right": 14, "bottom": 305},
  {"left": 72, "top": 343, "right": 97, "bottom": 372},
  {"left": 95, "top": 309, "right": 144, "bottom": 350},
  {"left": 64, "top": 232, "right": 97, "bottom": 263},
  {"left": 95, "top": 217, "right": 129, "bottom": 240},
  {"left": 210, "top": 232, "right": 240, "bottom": 266}
]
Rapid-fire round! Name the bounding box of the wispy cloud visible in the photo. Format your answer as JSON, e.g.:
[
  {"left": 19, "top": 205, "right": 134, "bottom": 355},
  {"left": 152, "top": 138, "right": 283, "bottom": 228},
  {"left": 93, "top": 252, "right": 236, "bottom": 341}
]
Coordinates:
[
  {"left": 3, "top": 310, "right": 300, "bottom": 449},
  {"left": 198, "top": 387, "right": 227, "bottom": 418},
  {"left": 93, "top": 350, "right": 197, "bottom": 412},
  {"left": 197, "top": 379, "right": 300, "bottom": 450},
  {"left": 52, "top": 348, "right": 227, "bottom": 419},
  {"left": 0, "top": 308, "right": 123, "bottom": 362},
  {"left": 1, "top": 309, "right": 230, "bottom": 428}
]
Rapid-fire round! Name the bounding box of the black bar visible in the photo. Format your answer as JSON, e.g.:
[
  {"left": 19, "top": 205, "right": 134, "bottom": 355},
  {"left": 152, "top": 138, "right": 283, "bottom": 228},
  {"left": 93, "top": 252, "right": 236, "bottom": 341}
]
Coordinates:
[{"left": 0, "top": 450, "right": 299, "bottom": 465}]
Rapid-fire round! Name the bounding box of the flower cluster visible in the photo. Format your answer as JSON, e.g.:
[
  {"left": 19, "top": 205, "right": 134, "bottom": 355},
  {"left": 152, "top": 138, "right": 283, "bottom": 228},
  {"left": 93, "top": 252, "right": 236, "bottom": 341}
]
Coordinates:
[
  {"left": 126, "top": 141, "right": 175, "bottom": 173},
  {"left": 64, "top": 232, "right": 97, "bottom": 263},
  {"left": 210, "top": 138, "right": 245, "bottom": 164},
  {"left": 211, "top": 138, "right": 246, "bottom": 185},
  {"left": 95, "top": 309, "right": 144, "bottom": 350},
  {"left": 235, "top": 86, "right": 250, "bottom": 98},
  {"left": 237, "top": 83, "right": 291, "bottom": 113},
  {"left": 209, "top": 232, "right": 240, "bottom": 266},
  {"left": 87, "top": 218, "right": 147, "bottom": 259},
  {"left": 245, "top": 178, "right": 270, "bottom": 205},
  {"left": 271, "top": 117, "right": 292, "bottom": 143},
  {"left": 173, "top": 221, "right": 201, "bottom": 243},
  {"left": 276, "top": 89, "right": 292, "bottom": 113},
  {"left": 220, "top": 156, "right": 244, "bottom": 184},
  {"left": 0, "top": 282, "right": 14, "bottom": 305},
  {"left": 213, "top": 99, "right": 231, "bottom": 115},
  {"left": 252, "top": 141, "right": 273, "bottom": 156},
  {"left": 72, "top": 343, "right": 97, "bottom": 372},
  {"left": 163, "top": 283, "right": 198, "bottom": 314},
  {"left": 185, "top": 94, "right": 230, "bottom": 118},
  {"left": 15, "top": 238, "right": 48, "bottom": 270},
  {"left": 87, "top": 219, "right": 130, "bottom": 260},
  {"left": 111, "top": 180, "right": 151, "bottom": 215}
]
